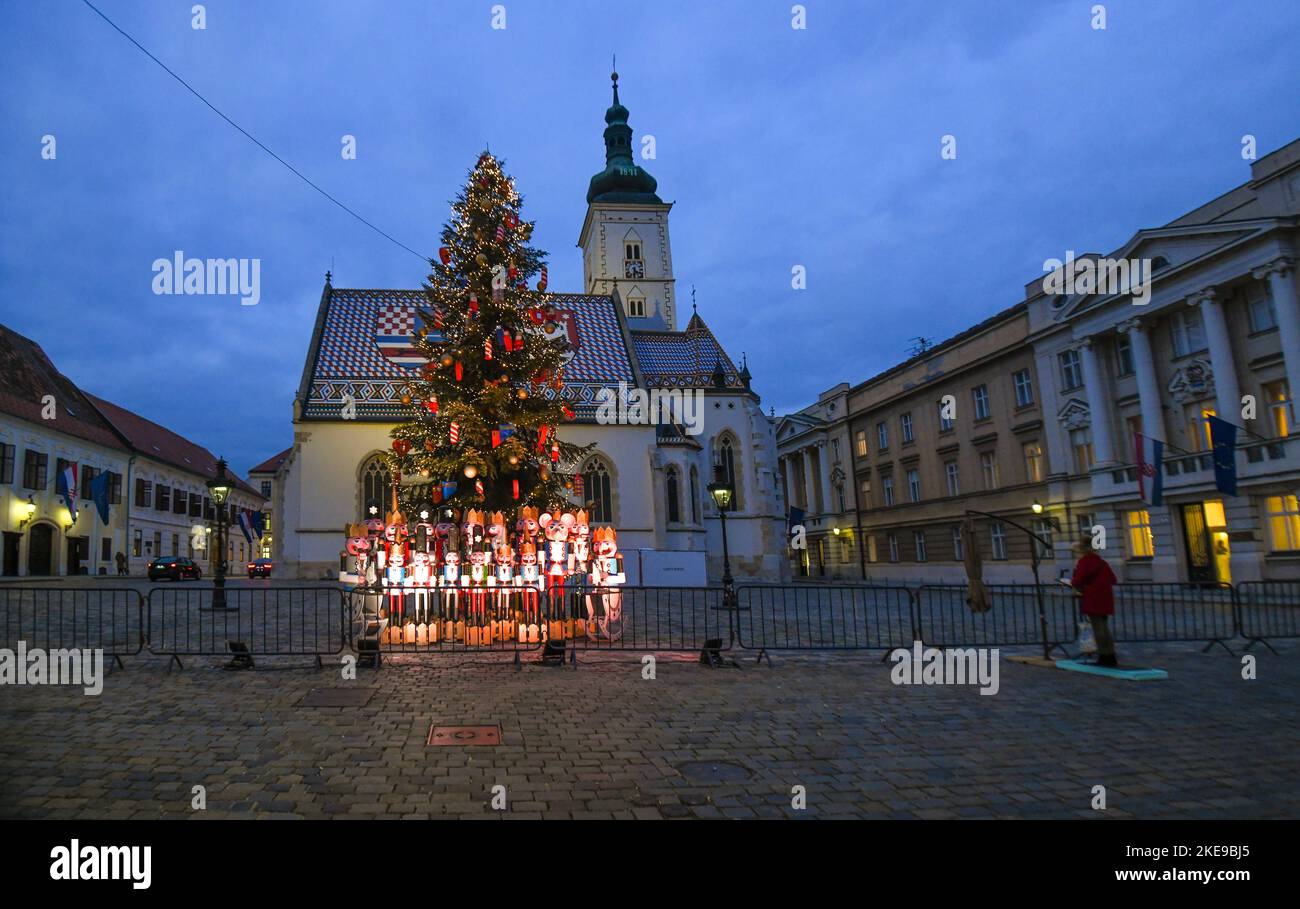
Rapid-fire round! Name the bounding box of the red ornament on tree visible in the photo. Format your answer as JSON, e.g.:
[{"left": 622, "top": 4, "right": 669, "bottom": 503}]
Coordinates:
[
  {"left": 512, "top": 479, "right": 520, "bottom": 499},
  {"left": 537, "top": 266, "right": 548, "bottom": 292},
  {"left": 392, "top": 439, "right": 411, "bottom": 455},
  {"left": 550, "top": 442, "right": 560, "bottom": 463},
  {"left": 438, "top": 247, "right": 451, "bottom": 265},
  {"left": 449, "top": 422, "right": 460, "bottom": 444},
  {"left": 475, "top": 478, "right": 485, "bottom": 496},
  {"left": 425, "top": 396, "right": 439, "bottom": 414},
  {"left": 536, "top": 424, "right": 550, "bottom": 450},
  {"left": 468, "top": 295, "right": 479, "bottom": 318},
  {"left": 484, "top": 337, "right": 493, "bottom": 360},
  {"left": 454, "top": 361, "right": 463, "bottom": 382}
]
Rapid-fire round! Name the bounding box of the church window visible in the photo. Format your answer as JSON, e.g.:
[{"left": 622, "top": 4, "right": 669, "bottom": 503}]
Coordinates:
[
  {"left": 689, "top": 465, "right": 699, "bottom": 522},
  {"left": 624, "top": 239, "right": 644, "bottom": 278},
  {"left": 360, "top": 455, "right": 392, "bottom": 515},
  {"left": 581, "top": 456, "right": 615, "bottom": 523},
  {"left": 628, "top": 296, "right": 646, "bottom": 318},
  {"left": 665, "top": 466, "right": 681, "bottom": 523},
  {"left": 714, "top": 434, "right": 740, "bottom": 512}
]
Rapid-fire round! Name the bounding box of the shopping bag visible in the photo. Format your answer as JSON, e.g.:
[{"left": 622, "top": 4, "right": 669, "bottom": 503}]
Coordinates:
[{"left": 1077, "top": 619, "right": 1097, "bottom": 654}]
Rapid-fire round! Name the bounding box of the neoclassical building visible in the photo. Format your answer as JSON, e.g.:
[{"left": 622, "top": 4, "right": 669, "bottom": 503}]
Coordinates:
[
  {"left": 275, "top": 76, "right": 786, "bottom": 582},
  {"left": 1029, "top": 139, "right": 1300, "bottom": 583}
]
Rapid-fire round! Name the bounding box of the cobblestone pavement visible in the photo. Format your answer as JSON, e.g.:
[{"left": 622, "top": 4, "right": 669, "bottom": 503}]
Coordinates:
[{"left": 2, "top": 620, "right": 1298, "bottom": 819}]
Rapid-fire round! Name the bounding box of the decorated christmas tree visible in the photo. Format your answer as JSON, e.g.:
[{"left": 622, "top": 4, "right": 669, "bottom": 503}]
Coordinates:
[{"left": 385, "top": 152, "right": 591, "bottom": 515}]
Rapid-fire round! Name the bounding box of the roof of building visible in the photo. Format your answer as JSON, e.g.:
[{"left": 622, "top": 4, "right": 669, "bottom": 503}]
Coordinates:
[
  {"left": 630, "top": 312, "right": 745, "bottom": 389},
  {"left": 248, "top": 447, "right": 291, "bottom": 475},
  {"left": 0, "top": 324, "right": 129, "bottom": 452},
  {"left": 297, "top": 283, "right": 668, "bottom": 422},
  {"left": 587, "top": 72, "right": 661, "bottom": 205},
  {"left": 85, "top": 393, "right": 260, "bottom": 497}
]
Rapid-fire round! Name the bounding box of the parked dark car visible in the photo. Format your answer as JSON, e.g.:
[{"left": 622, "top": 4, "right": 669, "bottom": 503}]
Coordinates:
[
  {"left": 247, "top": 558, "right": 273, "bottom": 579},
  {"left": 147, "top": 556, "right": 202, "bottom": 582}
]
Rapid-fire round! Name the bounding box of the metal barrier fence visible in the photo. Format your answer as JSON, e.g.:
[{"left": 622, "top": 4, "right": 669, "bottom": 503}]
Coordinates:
[
  {"left": 1110, "top": 583, "right": 1236, "bottom": 652},
  {"left": 916, "top": 584, "right": 1078, "bottom": 652},
  {"left": 1237, "top": 581, "right": 1300, "bottom": 651},
  {"left": 0, "top": 586, "right": 143, "bottom": 666},
  {"left": 736, "top": 585, "right": 915, "bottom": 656},
  {"left": 146, "top": 586, "right": 347, "bottom": 666},
  {"left": 564, "top": 585, "right": 731, "bottom": 655},
  {"left": 345, "top": 585, "right": 543, "bottom": 660}
]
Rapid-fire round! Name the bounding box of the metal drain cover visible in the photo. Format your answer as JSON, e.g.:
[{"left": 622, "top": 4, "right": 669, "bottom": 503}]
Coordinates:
[
  {"left": 297, "top": 688, "right": 376, "bottom": 707},
  {"left": 676, "top": 760, "right": 752, "bottom": 783},
  {"left": 427, "top": 724, "right": 501, "bottom": 746}
]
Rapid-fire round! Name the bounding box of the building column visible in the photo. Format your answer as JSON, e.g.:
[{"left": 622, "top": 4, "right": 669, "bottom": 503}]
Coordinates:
[
  {"left": 1254, "top": 257, "right": 1300, "bottom": 405},
  {"left": 1189, "top": 287, "right": 1240, "bottom": 424},
  {"left": 816, "top": 440, "right": 834, "bottom": 516},
  {"left": 1078, "top": 337, "right": 1115, "bottom": 465},
  {"left": 801, "top": 447, "right": 817, "bottom": 516},
  {"left": 1119, "top": 317, "right": 1165, "bottom": 446},
  {"left": 780, "top": 456, "right": 795, "bottom": 513}
]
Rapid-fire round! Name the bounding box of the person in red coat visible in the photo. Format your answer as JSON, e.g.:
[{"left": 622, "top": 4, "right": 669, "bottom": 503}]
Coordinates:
[{"left": 1070, "top": 539, "right": 1118, "bottom": 666}]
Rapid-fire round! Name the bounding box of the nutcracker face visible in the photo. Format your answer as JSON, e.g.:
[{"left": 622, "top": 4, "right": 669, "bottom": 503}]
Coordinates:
[
  {"left": 365, "top": 517, "right": 384, "bottom": 537},
  {"left": 412, "top": 552, "right": 429, "bottom": 570},
  {"left": 444, "top": 552, "right": 460, "bottom": 572},
  {"left": 388, "top": 549, "right": 405, "bottom": 569},
  {"left": 469, "top": 550, "right": 488, "bottom": 568},
  {"left": 434, "top": 521, "right": 456, "bottom": 542},
  {"left": 520, "top": 551, "right": 537, "bottom": 568},
  {"left": 346, "top": 535, "right": 370, "bottom": 557}
]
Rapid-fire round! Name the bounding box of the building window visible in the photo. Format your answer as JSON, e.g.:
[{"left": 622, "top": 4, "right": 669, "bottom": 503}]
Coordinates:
[
  {"left": 1264, "top": 380, "right": 1293, "bottom": 438},
  {"left": 23, "top": 450, "right": 48, "bottom": 491},
  {"left": 689, "top": 465, "right": 699, "bottom": 523},
  {"left": 836, "top": 484, "right": 846, "bottom": 512},
  {"left": 972, "top": 385, "right": 990, "bottom": 421},
  {"left": 171, "top": 533, "right": 179, "bottom": 557},
  {"left": 937, "top": 399, "right": 954, "bottom": 432},
  {"left": 990, "top": 524, "right": 1007, "bottom": 560},
  {"left": 876, "top": 422, "right": 889, "bottom": 451},
  {"left": 174, "top": 490, "right": 188, "bottom": 515},
  {"left": 1114, "top": 334, "right": 1134, "bottom": 376},
  {"left": 715, "top": 435, "right": 740, "bottom": 511},
  {"left": 79, "top": 466, "right": 96, "bottom": 500},
  {"left": 830, "top": 438, "right": 840, "bottom": 463},
  {"left": 260, "top": 480, "right": 272, "bottom": 498},
  {"left": 190, "top": 494, "right": 202, "bottom": 518},
  {"left": 1126, "top": 509, "right": 1155, "bottom": 558},
  {"left": 0, "top": 443, "right": 14, "bottom": 485},
  {"left": 581, "top": 456, "right": 614, "bottom": 523},
  {"left": 1124, "top": 416, "right": 1143, "bottom": 457},
  {"left": 1170, "top": 309, "right": 1206, "bottom": 358},
  {"left": 1076, "top": 513, "right": 1097, "bottom": 542},
  {"left": 887, "top": 533, "right": 899, "bottom": 563},
  {"left": 867, "top": 535, "right": 878, "bottom": 563},
  {"left": 1059, "top": 349, "right": 1083, "bottom": 391},
  {"left": 914, "top": 531, "right": 928, "bottom": 562},
  {"left": 1023, "top": 443, "right": 1044, "bottom": 483},
  {"left": 1265, "top": 494, "right": 1300, "bottom": 552},
  {"left": 132, "top": 528, "right": 142, "bottom": 557},
  {"left": 855, "top": 430, "right": 868, "bottom": 458},
  {"left": 906, "top": 468, "right": 921, "bottom": 502},
  {"left": 1013, "top": 369, "right": 1034, "bottom": 407},
  {"left": 952, "top": 526, "right": 964, "bottom": 561},
  {"left": 627, "top": 296, "right": 646, "bottom": 318},
  {"left": 623, "top": 241, "right": 644, "bottom": 278},
  {"left": 1070, "top": 428, "right": 1095, "bottom": 473},
  {"left": 881, "top": 475, "right": 895, "bottom": 507},
  {"left": 135, "top": 478, "right": 152, "bottom": 508},
  {"left": 1033, "top": 519, "right": 1054, "bottom": 560},
  {"left": 979, "top": 451, "right": 998, "bottom": 489},
  {"left": 360, "top": 455, "right": 392, "bottom": 514},
  {"left": 1186, "top": 405, "right": 1216, "bottom": 452},
  {"left": 900, "top": 412, "right": 914, "bottom": 444},
  {"left": 155, "top": 484, "right": 171, "bottom": 512},
  {"left": 151, "top": 531, "right": 161, "bottom": 557},
  {"left": 1245, "top": 282, "right": 1278, "bottom": 332},
  {"left": 665, "top": 466, "right": 681, "bottom": 523},
  {"left": 945, "top": 460, "right": 959, "bottom": 497}
]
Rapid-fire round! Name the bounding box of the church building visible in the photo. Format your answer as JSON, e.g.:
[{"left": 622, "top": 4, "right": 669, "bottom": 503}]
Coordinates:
[{"left": 274, "top": 75, "right": 787, "bottom": 583}]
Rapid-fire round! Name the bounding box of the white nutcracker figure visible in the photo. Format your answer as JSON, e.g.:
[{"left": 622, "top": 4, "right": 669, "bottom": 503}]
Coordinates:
[
  {"left": 516, "top": 540, "right": 543, "bottom": 643},
  {"left": 589, "top": 526, "right": 626, "bottom": 640},
  {"left": 464, "top": 543, "right": 493, "bottom": 645},
  {"left": 493, "top": 542, "right": 515, "bottom": 641},
  {"left": 567, "top": 509, "right": 591, "bottom": 635},
  {"left": 440, "top": 549, "right": 461, "bottom": 642},
  {"left": 409, "top": 550, "right": 434, "bottom": 643}
]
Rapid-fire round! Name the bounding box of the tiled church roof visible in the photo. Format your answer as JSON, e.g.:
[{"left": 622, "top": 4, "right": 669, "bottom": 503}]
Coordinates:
[
  {"left": 631, "top": 312, "right": 744, "bottom": 389},
  {"left": 298, "top": 285, "right": 639, "bottom": 422}
]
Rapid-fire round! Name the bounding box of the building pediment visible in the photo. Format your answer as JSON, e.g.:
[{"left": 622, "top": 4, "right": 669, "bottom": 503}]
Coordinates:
[{"left": 1057, "top": 397, "right": 1090, "bottom": 430}]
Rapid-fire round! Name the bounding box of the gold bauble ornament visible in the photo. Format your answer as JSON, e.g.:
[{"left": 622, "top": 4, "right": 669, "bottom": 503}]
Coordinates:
[
  {"left": 516, "top": 388, "right": 528, "bottom": 399},
  {"left": 464, "top": 465, "right": 478, "bottom": 478}
]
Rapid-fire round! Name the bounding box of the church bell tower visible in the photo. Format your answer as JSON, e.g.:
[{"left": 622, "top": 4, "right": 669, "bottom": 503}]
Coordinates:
[{"left": 578, "top": 70, "right": 677, "bottom": 331}]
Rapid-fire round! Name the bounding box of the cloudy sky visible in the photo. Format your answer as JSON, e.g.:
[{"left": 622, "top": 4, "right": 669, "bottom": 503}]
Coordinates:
[{"left": 2, "top": 0, "right": 1297, "bottom": 476}]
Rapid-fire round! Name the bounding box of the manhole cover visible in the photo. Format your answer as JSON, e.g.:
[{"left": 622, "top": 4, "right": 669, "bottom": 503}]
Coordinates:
[
  {"left": 297, "top": 688, "right": 376, "bottom": 707},
  {"left": 427, "top": 724, "right": 501, "bottom": 746},
  {"left": 676, "top": 760, "right": 752, "bottom": 783}
]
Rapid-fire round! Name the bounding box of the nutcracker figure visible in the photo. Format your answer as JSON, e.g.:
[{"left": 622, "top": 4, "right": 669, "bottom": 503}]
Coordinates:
[
  {"left": 409, "top": 550, "right": 435, "bottom": 642},
  {"left": 440, "top": 549, "right": 461, "bottom": 641},
  {"left": 540, "top": 511, "right": 574, "bottom": 638},
  {"left": 383, "top": 541, "right": 408, "bottom": 644},
  {"left": 464, "top": 543, "right": 493, "bottom": 645},
  {"left": 345, "top": 523, "right": 371, "bottom": 582},
  {"left": 516, "top": 540, "right": 543, "bottom": 643},
  {"left": 567, "top": 509, "right": 591, "bottom": 635},
  {"left": 493, "top": 542, "right": 516, "bottom": 640},
  {"left": 589, "top": 526, "right": 626, "bottom": 640}
]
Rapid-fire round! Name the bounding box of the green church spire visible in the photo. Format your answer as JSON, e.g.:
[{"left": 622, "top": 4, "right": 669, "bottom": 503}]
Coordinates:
[{"left": 586, "top": 69, "right": 662, "bottom": 204}]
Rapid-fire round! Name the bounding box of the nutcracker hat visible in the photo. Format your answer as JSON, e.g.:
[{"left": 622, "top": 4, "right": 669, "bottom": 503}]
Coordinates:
[
  {"left": 520, "top": 540, "right": 537, "bottom": 557},
  {"left": 574, "top": 509, "right": 589, "bottom": 526},
  {"left": 386, "top": 509, "right": 406, "bottom": 526},
  {"left": 520, "top": 505, "right": 539, "bottom": 522},
  {"left": 494, "top": 543, "right": 515, "bottom": 563},
  {"left": 594, "top": 526, "right": 617, "bottom": 544},
  {"left": 490, "top": 511, "right": 506, "bottom": 527}
]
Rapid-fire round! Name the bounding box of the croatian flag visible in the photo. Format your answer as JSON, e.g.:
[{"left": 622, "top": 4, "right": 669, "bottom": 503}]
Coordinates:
[
  {"left": 237, "top": 510, "right": 255, "bottom": 544},
  {"left": 1135, "top": 432, "right": 1164, "bottom": 507},
  {"left": 57, "top": 462, "right": 78, "bottom": 524}
]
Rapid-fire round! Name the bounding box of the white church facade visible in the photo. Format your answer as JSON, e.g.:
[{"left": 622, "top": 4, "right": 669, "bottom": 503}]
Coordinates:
[{"left": 274, "top": 76, "right": 787, "bottom": 583}]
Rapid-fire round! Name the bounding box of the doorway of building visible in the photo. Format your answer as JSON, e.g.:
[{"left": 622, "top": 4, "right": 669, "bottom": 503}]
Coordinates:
[
  {"left": 2, "top": 532, "right": 20, "bottom": 576},
  {"left": 1180, "top": 502, "right": 1229, "bottom": 584},
  {"left": 66, "top": 535, "right": 88, "bottom": 575},
  {"left": 27, "top": 523, "right": 54, "bottom": 575}
]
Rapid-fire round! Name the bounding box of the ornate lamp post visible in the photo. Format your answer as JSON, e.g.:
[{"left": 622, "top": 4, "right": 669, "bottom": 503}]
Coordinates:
[
  {"left": 706, "top": 463, "right": 734, "bottom": 592},
  {"left": 206, "top": 457, "right": 232, "bottom": 609}
]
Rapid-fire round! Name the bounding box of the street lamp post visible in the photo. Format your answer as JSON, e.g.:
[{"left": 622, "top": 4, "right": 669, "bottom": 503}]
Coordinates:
[
  {"left": 707, "top": 464, "right": 734, "bottom": 593},
  {"left": 965, "top": 507, "right": 1060, "bottom": 661},
  {"left": 206, "top": 457, "right": 232, "bottom": 609}
]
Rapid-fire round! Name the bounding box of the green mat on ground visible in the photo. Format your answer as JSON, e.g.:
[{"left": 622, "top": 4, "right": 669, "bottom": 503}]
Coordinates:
[{"left": 1056, "top": 659, "right": 1167, "bottom": 681}]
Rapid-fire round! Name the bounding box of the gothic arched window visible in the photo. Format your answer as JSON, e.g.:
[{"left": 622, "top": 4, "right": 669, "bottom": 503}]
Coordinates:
[
  {"left": 715, "top": 434, "right": 741, "bottom": 512},
  {"left": 689, "top": 465, "right": 700, "bottom": 523},
  {"left": 581, "top": 456, "right": 614, "bottom": 524},
  {"left": 665, "top": 465, "right": 681, "bottom": 524},
  {"left": 360, "top": 455, "right": 392, "bottom": 516}
]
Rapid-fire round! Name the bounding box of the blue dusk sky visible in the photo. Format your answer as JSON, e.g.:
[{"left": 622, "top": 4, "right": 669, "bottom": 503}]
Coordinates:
[{"left": 2, "top": 0, "right": 1298, "bottom": 476}]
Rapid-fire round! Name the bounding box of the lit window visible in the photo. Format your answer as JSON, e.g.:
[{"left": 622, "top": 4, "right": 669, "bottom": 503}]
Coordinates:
[
  {"left": 945, "top": 460, "right": 959, "bottom": 496},
  {"left": 913, "top": 531, "right": 927, "bottom": 562},
  {"left": 1126, "top": 509, "right": 1155, "bottom": 558},
  {"left": 855, "top": 430, "right": 868, "bottom": 458},
  {"left": 980, "top": 451, "right": 998, "bottom": 489},
  {"left": 1013, "top": 369, "right": 1034, "bottom": 407},
  {"left": 1170, "top": 310, "right": 1206, "bottom": 358},
  {"left": 1059, "top": 349, "right": 1083, "bottom": 391},
  {"left": 1186, "top": 405, "right": 1215, "bottom": 452},
  {"left": 1023, "top": 443, "right": 1044, "bottom": 482},
  {"left": 867, "top": 535, "right": 878, "bottom": 563},
  {"left": 990, "top": 524, "right": 1007, "bottom": 560},
  {"left": 1264, "top": 380, "right": 1293, "bottom": 438},
  {"left": 1265, "top": 495, "right": 1300, "bottom": 552},
  {"left": 906, "top": 468, "right": 921, "bottom": 502},
  {"left": 1070, "top": 428, "right": 1094, "bottom": 473},
  {"left": 972, "top": 385, "right": 990, "bottom": 421},
  {"left": 900, "top": 412, "right": 914, "bottom": 444}
]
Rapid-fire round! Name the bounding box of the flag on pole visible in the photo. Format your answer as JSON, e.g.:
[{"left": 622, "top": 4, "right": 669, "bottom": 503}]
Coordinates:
[
  {"left": 1135, "top": 432, "right": 1164, "bottom": 507},
  {"left": 1208, "top": 415, "right": 1238, "bottom": 497},
  {"left": 251, "top": 511, "right": 266, "bottom": 538},
  {"left": 57, "top": 462, "right": 78, "bottom": 524},
  {"left": 237, "top": 510, "right": 255, "bottom": 544},
  {"left": 90, "top": 471, "right": 111, "bottom": 523}
]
